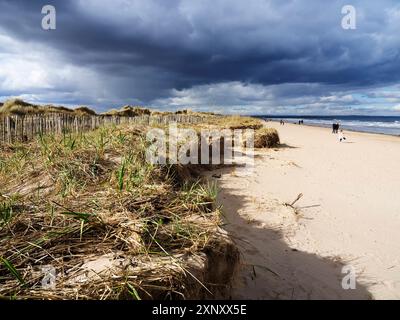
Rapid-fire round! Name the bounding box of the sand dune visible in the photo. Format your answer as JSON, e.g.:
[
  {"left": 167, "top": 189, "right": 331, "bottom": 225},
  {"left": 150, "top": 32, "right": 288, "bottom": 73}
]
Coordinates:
[{"left": 217, "top": 122, "right": 400, "bottom": 299}]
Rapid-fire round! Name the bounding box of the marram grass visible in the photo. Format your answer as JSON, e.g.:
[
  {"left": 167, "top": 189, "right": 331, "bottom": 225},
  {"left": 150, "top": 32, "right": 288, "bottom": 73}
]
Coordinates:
[{"left": 0, "top": 123, "right": 222, "bottom": 299}]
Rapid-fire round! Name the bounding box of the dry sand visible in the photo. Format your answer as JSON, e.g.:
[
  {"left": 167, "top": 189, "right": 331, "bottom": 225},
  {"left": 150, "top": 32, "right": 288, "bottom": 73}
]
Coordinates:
[{"left": 216, "top": 122, "right": 400, "bottom": 299}]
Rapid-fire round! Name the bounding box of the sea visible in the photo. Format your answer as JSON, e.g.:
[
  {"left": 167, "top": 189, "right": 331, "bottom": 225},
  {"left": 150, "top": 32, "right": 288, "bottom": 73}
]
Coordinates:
[{"left": 257, "top": 115, "right": 400, "bottom": 136}]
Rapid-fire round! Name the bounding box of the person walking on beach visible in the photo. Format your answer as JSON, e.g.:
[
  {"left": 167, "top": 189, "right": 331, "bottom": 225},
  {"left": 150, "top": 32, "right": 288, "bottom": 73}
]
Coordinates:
[
  {"left": 338, "top": 129, "right": 346, "bottom": 142},
  {"left": 332, "top": 122, "right": 340, "bottom": 133},
  {"left": 280, "top": 120, "right": 285, "bottom": 125}
]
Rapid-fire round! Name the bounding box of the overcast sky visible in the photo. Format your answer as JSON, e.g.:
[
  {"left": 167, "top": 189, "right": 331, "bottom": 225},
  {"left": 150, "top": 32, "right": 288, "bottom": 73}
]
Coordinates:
[{"left": 1, "top": 0, "right": 400, "bottom": 115}]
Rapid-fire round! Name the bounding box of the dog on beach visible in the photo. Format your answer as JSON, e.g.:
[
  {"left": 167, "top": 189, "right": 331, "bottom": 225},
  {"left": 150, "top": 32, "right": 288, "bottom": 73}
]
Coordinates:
[{"left": 338, "top": 130, "right": 346, "bottom": 142}]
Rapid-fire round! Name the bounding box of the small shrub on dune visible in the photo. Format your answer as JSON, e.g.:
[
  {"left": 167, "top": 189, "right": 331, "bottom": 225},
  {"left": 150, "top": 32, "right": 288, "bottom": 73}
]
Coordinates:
[
  {"left": 43, "top": 105, "right": 74, "bottom": 114},
  {"left": 175, "top": 109, "right": 218, "bottom": 117},
  {"left": 175, "top": 109, "right": 189, "bottom": 114},
  {"left": 0, "top": 99, "right": 38, "bottom": 115},
  {"left": 254, "top": 127, "right": 280, "bottom": 148},
  {"left": 102, "top": 105, "right": 151, "bottom": 117},
  {"left": 206, "top": 115, "right": 264, "bottom": 130},
  {"left": 101, "top": 109, "right": 119, "bottom": 116},
  {"left": 227, "top": 116, "right": 264, "bottom": 130},
  {"left": 151, "top": 110, "right": 173, "bottom": 116},
  {"left": 0, "top": 99, "right": 77, "bottom": 115},
  {"left": 110, "top": 105, "right": 150, "bottom": 117},
  {"left": 2, "top": 98, "right": 33, "bottom": 109},
  {"left": 74, "top": 106, "right": 97, "bottom": 116}
]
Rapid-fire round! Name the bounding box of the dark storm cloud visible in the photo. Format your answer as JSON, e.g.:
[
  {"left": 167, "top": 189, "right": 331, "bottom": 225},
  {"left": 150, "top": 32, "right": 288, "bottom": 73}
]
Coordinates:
[{"left": 1, "top": 0, "right": 400, "bottom": 113}]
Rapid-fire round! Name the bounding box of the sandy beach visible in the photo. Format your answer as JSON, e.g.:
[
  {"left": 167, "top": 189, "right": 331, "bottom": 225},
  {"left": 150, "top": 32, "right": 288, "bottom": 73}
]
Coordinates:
[{"left": 217, "top": 122, "right": 400, "bottom": 299}]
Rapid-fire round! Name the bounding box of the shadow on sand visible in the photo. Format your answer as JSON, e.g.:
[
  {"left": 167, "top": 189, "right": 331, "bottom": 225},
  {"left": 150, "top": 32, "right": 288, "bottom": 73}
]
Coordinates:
[
  {"left": 213, "top": 168, "right": 372, "bottom": 300},
  {"left": 276, "top": 143, "right": 298, "bottom": 149}
]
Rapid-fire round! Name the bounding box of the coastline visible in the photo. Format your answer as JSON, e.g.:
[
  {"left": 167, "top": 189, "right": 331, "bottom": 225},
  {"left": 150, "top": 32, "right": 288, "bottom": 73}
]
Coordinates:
[
  {"left": 267, "top": 119, "right": 400, "bottom": 139},
  {"left": 262, "top": 118, "right": 400, "bottom": 137},
  {"left": 217, "top": 121, "right": 400, "bottom": 299}
]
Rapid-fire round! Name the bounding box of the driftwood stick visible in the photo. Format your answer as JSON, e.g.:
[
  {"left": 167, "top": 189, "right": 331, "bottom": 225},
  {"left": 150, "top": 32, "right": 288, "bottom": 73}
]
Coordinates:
[
  {"left": 284, "top": 193, "right": 303, "bottom": 215},
  {"left": 290, "top": 193, "right": 303, "bottom": 207}
]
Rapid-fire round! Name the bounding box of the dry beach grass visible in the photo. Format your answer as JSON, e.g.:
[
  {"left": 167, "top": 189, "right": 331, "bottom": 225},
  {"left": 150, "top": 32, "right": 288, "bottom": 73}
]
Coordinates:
[
  {"left": 0, "top": 100, "right": 282, "bottom": 300},
  {"left": 0, "top": 123, "right": 239, "bottom": 299}
]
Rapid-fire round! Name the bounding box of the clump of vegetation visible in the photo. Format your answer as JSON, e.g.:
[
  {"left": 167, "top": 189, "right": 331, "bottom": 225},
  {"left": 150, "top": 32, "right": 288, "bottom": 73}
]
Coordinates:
[
  {"left": 74, "top": 106, "right": 97, "bottom": 116},
  {"left": 199, "top": 115, "right": 264, "bottom": 130},
  {"left": 175, "top": 109, "right": 191, "bottom": 115},
  {"left": 254, "top": 127, "right": 280, "bottom": 148},
  {"left": 175, "top": 109, "right": 219, "bottom": 117},
  {"left": 224, "top": 116, "right": 264, "bottom": 130},
  {"left": 0, "top": 99, "right": 39, "bottom": 115},
  {"left": 0, "top": 99, "right": 97, "bottom": 116},
  {"left": 0, "top": 122, "right": 237, "bottom": 300},
  {"left": 193, "top": 115, "right": 280, "bottom": 148},
  {"left": 102, "top": 105, "right": 151, "bottom": 117},
  {"left": 176, "top": 115, "right": 279, "bottom": 151},
  {"left": 151, "top": 110, "right": 174, "bottom": 116}
]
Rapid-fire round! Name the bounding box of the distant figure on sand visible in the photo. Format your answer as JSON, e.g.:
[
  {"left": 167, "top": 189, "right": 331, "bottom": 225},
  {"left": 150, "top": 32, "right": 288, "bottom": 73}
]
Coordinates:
[
  {"left": 332, "top": 122, "right": 340, "bottom": 133},
  {"left": 338, "top": 130, "right": 346, "bottom": 142},
  {"left": 280, "top": 120, "right": 285, "bottom": 125}
]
